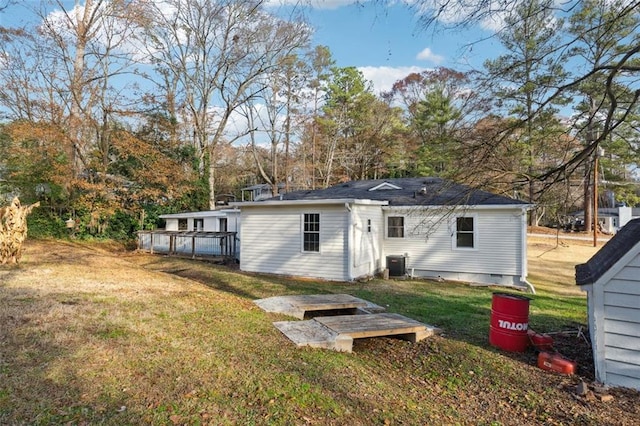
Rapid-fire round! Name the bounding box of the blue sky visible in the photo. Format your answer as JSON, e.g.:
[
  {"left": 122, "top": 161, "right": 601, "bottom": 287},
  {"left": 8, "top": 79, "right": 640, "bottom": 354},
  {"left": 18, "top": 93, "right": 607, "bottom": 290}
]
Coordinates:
[
  {"left": 267, "top": 0, "right": 505, "bottom": 93},
  {"left": 290, "top": 2, "right": 497, "bottom": 93}
]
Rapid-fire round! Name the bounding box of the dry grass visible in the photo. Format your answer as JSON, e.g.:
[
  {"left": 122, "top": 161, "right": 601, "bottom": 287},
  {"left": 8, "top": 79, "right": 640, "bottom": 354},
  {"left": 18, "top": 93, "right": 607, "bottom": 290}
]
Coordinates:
[
  {"left": 1, "top": 238, "right": 638, "bottom": 425},
  {"left": 527, "top": 235, "right": 602, "bottom": 296}
]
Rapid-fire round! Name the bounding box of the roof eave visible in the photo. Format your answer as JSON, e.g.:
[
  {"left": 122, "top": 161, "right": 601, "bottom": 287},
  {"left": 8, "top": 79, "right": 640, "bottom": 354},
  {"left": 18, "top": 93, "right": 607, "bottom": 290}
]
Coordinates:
[
  {"left": 381, "top": 203, "right": 531, "bottom": 211},
  {"left": 230, "top": 198, "right": 389, "bottom": 207}
]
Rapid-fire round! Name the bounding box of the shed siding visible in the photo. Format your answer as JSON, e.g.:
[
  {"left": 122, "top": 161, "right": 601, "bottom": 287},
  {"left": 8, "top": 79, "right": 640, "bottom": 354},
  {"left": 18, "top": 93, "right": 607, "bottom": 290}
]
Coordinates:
[
  {"left": 383, "top": 208, "right": 523, "bottom": 277},
  {"left": 606, "top": 319, "right": 640, "bottom": 338},
  {"left": 240, "top": 205, "right": 348, "bottom": 281},
  {"left": 601, "top": 255, "right": 640, "bottom": 389}
]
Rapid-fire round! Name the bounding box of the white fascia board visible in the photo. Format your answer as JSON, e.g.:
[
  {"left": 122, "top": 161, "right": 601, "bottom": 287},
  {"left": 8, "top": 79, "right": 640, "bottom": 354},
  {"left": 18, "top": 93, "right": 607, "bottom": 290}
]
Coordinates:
[
  {"left": 230, "top": 199, "right": 388, "bottom": 208},
  {"left": 381, "top": 204, "right": 530, "bottom": 211}
]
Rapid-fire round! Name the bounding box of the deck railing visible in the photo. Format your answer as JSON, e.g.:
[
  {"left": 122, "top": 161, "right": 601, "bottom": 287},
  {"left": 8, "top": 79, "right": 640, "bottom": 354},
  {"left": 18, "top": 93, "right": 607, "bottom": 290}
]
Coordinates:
[{"left": 137, "top": 230, "right": 238, "bottom": 260}]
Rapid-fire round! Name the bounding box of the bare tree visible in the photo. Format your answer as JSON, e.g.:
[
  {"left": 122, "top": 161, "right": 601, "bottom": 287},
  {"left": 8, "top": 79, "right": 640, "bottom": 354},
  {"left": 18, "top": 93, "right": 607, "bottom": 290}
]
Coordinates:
[{"left": 140, "top": 0, "right": 310, "bottom": 209}]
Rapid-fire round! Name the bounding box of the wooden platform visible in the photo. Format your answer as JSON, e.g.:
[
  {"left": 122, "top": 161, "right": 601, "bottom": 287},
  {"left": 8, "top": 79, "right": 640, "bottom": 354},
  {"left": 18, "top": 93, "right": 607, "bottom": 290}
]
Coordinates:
[
  {"left": 273, "top": 313, "right": 441, "bottom": 353},
  {"left": 254, "top": 294, "right": 385, "bottom": 319},
  {"left": 316, "top": 313, "right": 433, "bottom": 341}
]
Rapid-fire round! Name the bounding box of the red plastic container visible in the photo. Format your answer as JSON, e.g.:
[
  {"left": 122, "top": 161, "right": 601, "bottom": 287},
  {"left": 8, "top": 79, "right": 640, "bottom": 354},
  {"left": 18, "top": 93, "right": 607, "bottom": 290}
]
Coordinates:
[
  {"left": 489, "top": 293, "right": 531, "bottom": 352},
  {"left": 538, "top": 351, "right": 576, "bottom": 375},
  {"left": 528, "top": 329, "right": 554, "bottom": 351}
]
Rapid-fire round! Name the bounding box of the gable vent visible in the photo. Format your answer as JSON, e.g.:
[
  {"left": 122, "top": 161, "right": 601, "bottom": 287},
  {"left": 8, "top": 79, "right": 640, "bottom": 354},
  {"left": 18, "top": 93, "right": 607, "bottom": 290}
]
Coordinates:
[{"left": 368, "top": 182, "right": 402, "bottom": 191}]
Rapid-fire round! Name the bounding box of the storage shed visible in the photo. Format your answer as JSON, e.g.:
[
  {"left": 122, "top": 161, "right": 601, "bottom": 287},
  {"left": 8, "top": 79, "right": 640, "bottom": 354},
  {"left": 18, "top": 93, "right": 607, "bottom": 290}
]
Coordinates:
[{"left": 576, "top": 218, "right": 640, "bottom": 390}]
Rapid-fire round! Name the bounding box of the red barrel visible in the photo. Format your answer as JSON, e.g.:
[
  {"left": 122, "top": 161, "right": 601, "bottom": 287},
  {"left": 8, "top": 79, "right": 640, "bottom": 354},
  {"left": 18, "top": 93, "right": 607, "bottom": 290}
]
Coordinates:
[{"left": 489, "top": 292, "right": 531, "bottom": 352}]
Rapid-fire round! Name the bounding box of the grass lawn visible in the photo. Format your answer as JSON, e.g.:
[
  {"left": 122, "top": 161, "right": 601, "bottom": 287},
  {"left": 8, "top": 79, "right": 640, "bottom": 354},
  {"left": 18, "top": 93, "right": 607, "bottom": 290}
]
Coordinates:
[{"left": 1, "top": 237, "right": 638, "bottom": 425}]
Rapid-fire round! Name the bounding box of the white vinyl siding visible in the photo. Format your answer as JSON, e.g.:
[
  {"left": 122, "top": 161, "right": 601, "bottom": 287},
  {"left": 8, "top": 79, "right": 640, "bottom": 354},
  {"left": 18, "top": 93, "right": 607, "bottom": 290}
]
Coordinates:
[
  {"left": 240, "top": 205, "right": 349, "bottom": 281},
  {"left": 383, "top": 208, "right": 524, "bottom": 278},
  {"left": 599, "top": 253, "right": 640, "bottom": 389}
]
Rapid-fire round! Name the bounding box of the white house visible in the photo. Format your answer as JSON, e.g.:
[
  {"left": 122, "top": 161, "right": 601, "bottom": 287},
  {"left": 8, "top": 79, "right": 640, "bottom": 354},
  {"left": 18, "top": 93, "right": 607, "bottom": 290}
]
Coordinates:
[
  {"left": 576, "top": 218, "right": 640, "bottom": 391},
  {"left": 160, "top": 208, "right": 241, "bottom": 233},
  {"left": 231, "top": 177, "right": 533, "bottom": 290}
]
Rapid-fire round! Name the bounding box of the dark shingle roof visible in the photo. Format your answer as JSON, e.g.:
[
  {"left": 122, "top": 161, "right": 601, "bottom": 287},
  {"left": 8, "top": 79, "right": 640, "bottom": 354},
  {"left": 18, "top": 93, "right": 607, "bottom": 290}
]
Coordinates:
[
  {"left": 273, "top": 177, "right": 527, "bottom": 206},
  {"left": 576, "top": 218, "right": 640, "bottom": 285}
]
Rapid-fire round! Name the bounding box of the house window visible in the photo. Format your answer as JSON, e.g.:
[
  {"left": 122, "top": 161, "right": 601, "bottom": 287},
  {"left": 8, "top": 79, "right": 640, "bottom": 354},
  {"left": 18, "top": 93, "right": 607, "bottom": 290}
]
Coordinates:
[
  {"left": 219, "top": 218, "right": 227, "bottom": 232},
  {"left": 194, "top": 219, "right": 204, "bottom": 231},
  {"left": 367, "top": 219, "right": 371, "bottom": 233},
  {"left": 303, "top": 213, "right": 320, "bottom": 252},
  {"left": 178, "top": 219, "right": 188, "bottom": 231},
  {"left": 387, "top": 216, "right": 404, "bottom": 238},
  {"left": 455, "top": 216, "right": 475, "bottom": 248}
]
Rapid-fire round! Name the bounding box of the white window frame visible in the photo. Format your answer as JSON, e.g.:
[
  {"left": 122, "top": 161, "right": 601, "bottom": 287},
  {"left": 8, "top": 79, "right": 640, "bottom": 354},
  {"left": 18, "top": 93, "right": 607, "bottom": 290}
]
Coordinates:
[
  {"left": 301, "top": 212, "right": 321, "bottom": 253},
  {"left": 386, "top": 215, "right": 405, "bottom": 239},
  {"left": 452, "top": 214, "right": 478, "bottom": 250}
]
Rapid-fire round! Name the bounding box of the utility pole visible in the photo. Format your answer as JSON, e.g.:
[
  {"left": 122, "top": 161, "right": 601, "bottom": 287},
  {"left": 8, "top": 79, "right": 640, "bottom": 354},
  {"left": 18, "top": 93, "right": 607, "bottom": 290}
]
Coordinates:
[{"left": 593, "top": 146, "right": 604, "bottom": 247}]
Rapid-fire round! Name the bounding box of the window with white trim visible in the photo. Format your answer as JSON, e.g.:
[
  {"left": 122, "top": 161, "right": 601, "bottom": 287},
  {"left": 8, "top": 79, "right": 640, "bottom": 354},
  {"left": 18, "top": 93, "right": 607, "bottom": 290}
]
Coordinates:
[
  {"left": 178, "top": 219, "right": 188, "bottom": 231},
  {"left": 387, "top": 216, "right": 404, "bottom": 238},
  {"left": 303, "top": 213, "right": 320, "bottom": 252},
  {"left": 455, "top": 216, "right": 475, "bottom": 248}
]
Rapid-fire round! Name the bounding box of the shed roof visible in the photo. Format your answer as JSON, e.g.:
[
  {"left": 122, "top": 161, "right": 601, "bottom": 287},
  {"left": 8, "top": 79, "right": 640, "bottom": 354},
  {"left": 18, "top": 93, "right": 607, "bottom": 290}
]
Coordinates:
[
  {"left": 268, "top": 177, "right": 528, "bottom": 207},
  {"left": 576, "top": 218, "right": 640, "bottom": 285}
]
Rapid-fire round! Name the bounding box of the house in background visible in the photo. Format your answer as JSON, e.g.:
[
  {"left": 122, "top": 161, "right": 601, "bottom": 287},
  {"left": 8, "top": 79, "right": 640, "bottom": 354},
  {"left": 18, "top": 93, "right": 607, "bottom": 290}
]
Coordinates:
[
  {"left": 137, "top": 209, "right": 240, "bottom": 259},
  {"left": 160, "top": 209, "right": 240, "bottom": 233},
  {"left": 568, "top": 206, "right": 640, "bottom": 234},
  {"left": 241, "top": 183, "right": 285, "bottom": 201},
  {"left": 231, "top": 177, "right": 533, "bottom": 291},
  {"left": 576, "top": 218, "right": 640, "bottom": 391}
]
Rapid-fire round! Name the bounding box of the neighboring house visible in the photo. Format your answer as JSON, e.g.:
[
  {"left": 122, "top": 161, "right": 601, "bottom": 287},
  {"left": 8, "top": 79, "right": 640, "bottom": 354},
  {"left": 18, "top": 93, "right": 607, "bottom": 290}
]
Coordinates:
[
  {"left": 160, "top": 209, "right": 241, "bottom": 233},
  {"left": 137, "top": 209, "right": 240, "bottom": 259},
  {"left": 568, "top": 206, "right": 640, "bottom": 234},
  {"left": 575, "top": 218, "right": 640, "bottom": 391},
  {"left": 231, "top": 177, "right": 533, "bottom": 290},
  {"left": 241, "top": 183, "right": 284, "bottom": 202}
]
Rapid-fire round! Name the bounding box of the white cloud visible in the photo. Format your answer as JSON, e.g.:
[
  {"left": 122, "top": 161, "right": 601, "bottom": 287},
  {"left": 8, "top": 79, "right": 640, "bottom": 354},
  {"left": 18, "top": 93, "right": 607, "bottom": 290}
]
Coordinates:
[
  {"left": 415, "top": 47, "right": 444, "bottom": 64},
  {"left": 358, "top": 65, "right": 428, "bottom": 94}
]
